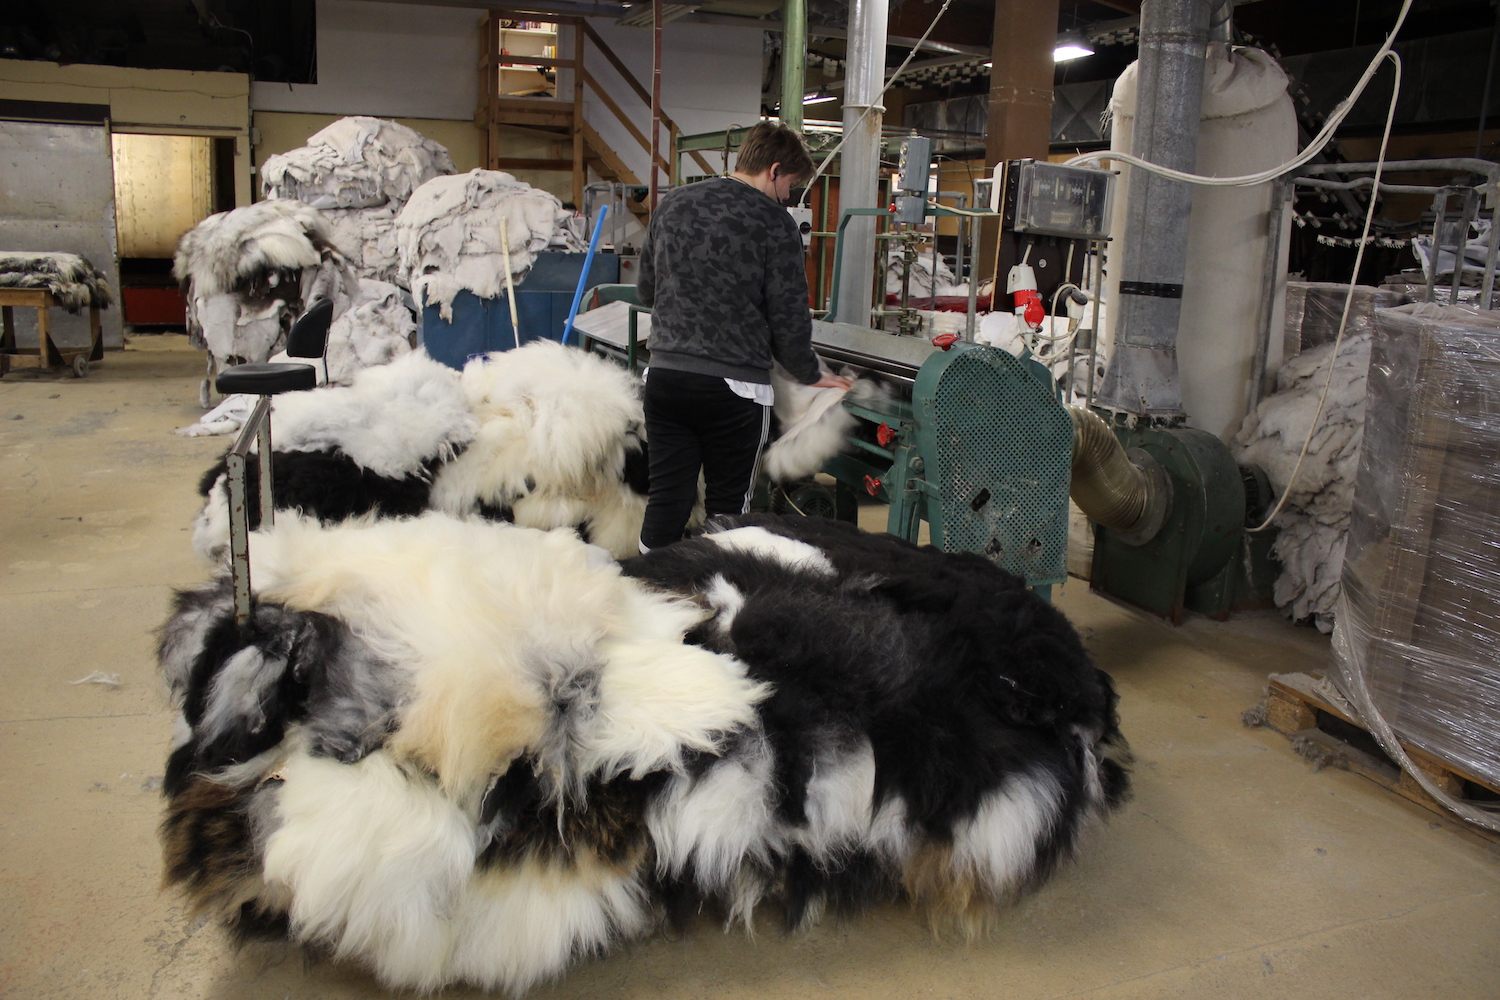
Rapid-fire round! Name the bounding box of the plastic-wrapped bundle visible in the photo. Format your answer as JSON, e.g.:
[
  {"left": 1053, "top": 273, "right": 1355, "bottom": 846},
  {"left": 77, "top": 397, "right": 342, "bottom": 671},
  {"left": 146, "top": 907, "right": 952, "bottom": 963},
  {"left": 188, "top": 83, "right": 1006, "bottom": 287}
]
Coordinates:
[
  {"left": 1281, "top": 281, "right": 1405, "bottom": 354},
  {"left": 1332, "top": 303, "right": 1500, "bottom": 792},
  {"left": 394, "top": 169, "right": 584, "bottom": 321},
  {"left": 260, "top": 116, "right": 456, "bottom": 210}
]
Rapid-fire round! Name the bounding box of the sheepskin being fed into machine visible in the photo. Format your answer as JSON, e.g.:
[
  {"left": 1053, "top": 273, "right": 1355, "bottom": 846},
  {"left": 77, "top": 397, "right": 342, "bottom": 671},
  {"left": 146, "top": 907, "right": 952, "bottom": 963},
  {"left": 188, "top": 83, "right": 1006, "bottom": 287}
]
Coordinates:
[{"left": 157, "top": 511, "right": 1130, "bottom": 995}]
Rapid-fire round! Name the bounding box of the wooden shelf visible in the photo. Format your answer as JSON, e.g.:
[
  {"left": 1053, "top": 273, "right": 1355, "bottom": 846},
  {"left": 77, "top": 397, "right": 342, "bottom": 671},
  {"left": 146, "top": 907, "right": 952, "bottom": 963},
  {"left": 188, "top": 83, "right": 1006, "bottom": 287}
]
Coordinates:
[{"left": 499, "top": 27, "right": 557, "bottom": 36}]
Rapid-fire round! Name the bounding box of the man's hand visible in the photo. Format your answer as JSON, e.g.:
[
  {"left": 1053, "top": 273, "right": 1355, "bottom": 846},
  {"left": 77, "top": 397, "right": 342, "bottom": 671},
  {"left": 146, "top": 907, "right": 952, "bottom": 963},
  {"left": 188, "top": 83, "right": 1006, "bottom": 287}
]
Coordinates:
[{"left": 812, "top": 372, "right": 854, "bottom": 391}]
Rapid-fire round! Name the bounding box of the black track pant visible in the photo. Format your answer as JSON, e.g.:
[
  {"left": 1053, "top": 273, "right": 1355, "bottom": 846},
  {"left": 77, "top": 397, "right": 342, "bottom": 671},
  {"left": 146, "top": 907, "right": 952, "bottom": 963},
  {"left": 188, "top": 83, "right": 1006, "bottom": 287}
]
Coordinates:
[{"left": 640, "top": 367, "right": 770, "bottom": 550}]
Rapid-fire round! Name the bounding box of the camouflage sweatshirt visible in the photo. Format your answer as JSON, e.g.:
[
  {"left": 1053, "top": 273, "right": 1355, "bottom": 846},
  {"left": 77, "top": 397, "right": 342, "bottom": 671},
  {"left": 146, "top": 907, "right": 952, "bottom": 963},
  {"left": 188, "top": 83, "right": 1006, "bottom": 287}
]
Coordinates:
[{"left": 637, "top": 178, "right": 822, "bottom": 385}]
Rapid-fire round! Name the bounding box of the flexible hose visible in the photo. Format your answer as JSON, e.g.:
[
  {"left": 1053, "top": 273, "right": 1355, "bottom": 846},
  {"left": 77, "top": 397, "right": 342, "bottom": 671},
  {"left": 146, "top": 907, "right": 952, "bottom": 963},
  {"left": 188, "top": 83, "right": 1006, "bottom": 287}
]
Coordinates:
[{"left": 1068, "top": 406, "right": 1159, "bottom": 535}]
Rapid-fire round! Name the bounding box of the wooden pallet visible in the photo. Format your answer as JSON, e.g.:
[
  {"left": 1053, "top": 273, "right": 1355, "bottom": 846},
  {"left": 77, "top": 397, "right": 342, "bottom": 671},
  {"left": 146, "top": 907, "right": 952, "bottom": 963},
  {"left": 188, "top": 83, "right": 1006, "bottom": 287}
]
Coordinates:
[{"left": 1260, "top": 672, "right": 1500, "bottom": 833}]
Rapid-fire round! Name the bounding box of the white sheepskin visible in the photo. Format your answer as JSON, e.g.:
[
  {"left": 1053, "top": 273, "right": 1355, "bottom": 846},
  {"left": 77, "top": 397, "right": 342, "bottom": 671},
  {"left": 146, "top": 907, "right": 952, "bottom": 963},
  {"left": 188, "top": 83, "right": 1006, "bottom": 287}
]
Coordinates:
[
  {"left": 429, "top": 342, "right": 649, "bottom": 557},
  {"left": 248, "top": 513, "right": 762, "bottom": 804},
  {"left": 263, "top": 749, "right": 478, "bottom": 992},
  {"left": 268, "top": 349, "right": 473, "bottom": 477},
  {"left": 704, "top": 526, "right": 836, "bottom": 576}
]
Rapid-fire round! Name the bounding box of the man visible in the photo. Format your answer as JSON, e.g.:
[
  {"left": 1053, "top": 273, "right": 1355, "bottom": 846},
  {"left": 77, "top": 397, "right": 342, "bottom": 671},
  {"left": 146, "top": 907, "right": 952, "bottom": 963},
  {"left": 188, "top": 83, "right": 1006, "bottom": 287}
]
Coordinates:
[{"left": 636, "top": 122, "right": 851, "bottom": 551}]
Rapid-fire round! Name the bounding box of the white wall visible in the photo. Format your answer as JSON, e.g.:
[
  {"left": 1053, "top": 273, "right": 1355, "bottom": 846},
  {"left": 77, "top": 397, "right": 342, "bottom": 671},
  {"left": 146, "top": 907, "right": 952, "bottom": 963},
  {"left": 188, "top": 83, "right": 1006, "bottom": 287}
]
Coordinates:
[
  {"left": 576, "top": 18, "right": 764, "bottom": 186},
  {"left": 251, "top": 0, "right": 481, "bottom": 120}
]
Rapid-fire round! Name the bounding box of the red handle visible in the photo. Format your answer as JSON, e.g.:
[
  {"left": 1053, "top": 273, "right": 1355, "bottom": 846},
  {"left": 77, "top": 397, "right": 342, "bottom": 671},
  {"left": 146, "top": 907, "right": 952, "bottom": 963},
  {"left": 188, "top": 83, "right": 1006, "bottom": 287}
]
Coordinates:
[
  {"left": 863, "top": 474, "right": 883, "bottom": 496},
  {"left": 932, "top": 333, "right": 960, "bottom": 350},
  {"left": 875, "top": 422, "right": 896, "bottom": 447}
]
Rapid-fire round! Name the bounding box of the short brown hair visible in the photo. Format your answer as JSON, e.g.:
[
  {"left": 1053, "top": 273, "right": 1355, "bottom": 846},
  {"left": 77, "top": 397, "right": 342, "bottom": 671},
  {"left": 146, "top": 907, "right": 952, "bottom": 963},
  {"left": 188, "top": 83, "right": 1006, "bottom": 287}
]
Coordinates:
[{"left": 736, "top": 122, "right": 815, "bottom": 180}]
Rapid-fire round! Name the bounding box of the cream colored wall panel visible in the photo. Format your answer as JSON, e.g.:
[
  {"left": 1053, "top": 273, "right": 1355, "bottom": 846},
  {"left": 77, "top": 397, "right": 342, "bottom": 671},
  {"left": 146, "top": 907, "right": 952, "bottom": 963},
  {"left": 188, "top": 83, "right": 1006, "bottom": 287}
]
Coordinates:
[{"left": 112, "top": 134, "right": 214, "bottom": 258}]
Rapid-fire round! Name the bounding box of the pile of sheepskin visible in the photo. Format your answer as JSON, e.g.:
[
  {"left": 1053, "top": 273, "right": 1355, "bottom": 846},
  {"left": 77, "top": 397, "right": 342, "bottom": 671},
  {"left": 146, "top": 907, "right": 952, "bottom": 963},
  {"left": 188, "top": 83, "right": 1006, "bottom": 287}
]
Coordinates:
[
  {"left": 173, "top": 201, "right": 416, "bottom": 412},
  {"left": 394, "top": 169, "right": 584, "bottom": 321},
  {"left": 260, "top": 117, "right": 456, "bottom": 285},
  {"left": 159, "top": 508, "right": 1130, "bottom": 994}
]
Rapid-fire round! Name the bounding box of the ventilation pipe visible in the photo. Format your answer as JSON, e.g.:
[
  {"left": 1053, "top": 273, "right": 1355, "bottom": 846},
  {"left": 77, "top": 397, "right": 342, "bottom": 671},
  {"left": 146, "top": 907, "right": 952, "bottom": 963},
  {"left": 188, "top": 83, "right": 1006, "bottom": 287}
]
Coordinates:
[
  {"left": 832, "top": 0, "right": 888, "bottom": 326},
  {"left": 781, "top": 0, "right": 807, "bottom": 131},
  {"left": 1068, "top": 407, "right": 1171, "bottom": 542},
  {"left": 1095, "top": 0, "right": 1212, "bottom": 419}
]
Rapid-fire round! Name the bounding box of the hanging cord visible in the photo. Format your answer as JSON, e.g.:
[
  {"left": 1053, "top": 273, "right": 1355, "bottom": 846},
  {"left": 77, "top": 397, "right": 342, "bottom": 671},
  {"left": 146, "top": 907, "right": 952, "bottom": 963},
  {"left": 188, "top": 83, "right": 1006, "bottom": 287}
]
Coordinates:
[
  {"left": 799, "top": 0, "right": 955, "bottom": 208},
  {"left": 1248, "top": 50, "right": 1402, "bottom": 534},
  {"left": 1066, "top": 0, "right": 1413, "bottom": 189}
]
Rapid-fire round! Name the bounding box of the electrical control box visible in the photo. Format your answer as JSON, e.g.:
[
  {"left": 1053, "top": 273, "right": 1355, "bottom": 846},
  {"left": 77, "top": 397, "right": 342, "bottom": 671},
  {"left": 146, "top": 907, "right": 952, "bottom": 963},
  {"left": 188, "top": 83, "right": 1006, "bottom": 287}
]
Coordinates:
[
  {"left": 787, "top": 206, "right": 814, "bottom": 249},
  {"left": 989, "top": 160, "right": 1114, "bottom": 239},
  {"left": 897, "top": 134, "right": 934, "bottom": 194}
]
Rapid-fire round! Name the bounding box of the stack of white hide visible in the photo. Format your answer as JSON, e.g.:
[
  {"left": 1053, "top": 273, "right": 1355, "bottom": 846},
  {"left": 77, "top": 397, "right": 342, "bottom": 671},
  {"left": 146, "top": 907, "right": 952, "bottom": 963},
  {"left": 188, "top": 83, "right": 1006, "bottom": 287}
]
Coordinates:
[
  {"left": 261, "top": 117, "right": 456, "bottom": 285},
  {"left": 393, "top": 169, "right": 584, "bottom": 321}
]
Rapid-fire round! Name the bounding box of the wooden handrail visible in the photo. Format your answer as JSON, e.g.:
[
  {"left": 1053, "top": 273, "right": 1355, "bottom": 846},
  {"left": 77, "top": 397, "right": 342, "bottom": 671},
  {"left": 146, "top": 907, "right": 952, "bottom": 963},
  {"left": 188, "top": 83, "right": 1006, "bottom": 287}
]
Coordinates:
[
  {"left": 579, "top": 20, "right": 714, "bottom": 176},
  {"left": 580, "top": 67, "right": 671, "bottom": 179}
]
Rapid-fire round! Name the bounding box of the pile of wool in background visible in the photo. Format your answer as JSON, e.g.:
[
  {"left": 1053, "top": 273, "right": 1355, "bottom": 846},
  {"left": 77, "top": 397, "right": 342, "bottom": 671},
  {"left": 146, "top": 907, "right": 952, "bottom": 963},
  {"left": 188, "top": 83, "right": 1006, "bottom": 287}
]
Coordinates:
[
  {"left": 394, "top": 169, "right": 584, "bottom": 320},
  {"left": 261, "top": 117, "right": 456, "bottom": 285},
  {"left": 1233, "top": 331, "right": 1373, "bottom": 631}
]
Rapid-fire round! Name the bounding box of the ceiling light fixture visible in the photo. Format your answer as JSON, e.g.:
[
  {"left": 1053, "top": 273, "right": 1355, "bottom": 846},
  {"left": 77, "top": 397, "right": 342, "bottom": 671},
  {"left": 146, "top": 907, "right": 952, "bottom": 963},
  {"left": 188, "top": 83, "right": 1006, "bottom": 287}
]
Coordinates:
[
  {"left": 803, "top": 93, "right": 837, "bottom": 105},
  {"left": 1053, "top": 31, "right": 1093, "bottom": 63}
]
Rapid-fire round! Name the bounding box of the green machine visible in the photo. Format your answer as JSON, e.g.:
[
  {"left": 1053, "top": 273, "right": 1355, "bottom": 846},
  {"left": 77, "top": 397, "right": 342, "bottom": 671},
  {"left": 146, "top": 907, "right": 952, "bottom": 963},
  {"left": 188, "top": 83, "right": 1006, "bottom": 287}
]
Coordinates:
[
  {"left": 808, "top": 321, "right": 1075, "bottom": 599},
  {"left": 1078, "top": 418, "right": 1272, "bottom": 624},
  {"left": 572, "top": 300, "right": 1078, "bottom": 599}
]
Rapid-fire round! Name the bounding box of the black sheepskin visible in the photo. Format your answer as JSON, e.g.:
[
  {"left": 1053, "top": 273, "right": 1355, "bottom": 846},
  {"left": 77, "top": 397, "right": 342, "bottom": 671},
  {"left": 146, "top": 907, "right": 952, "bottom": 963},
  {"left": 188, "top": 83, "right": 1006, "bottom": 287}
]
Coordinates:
[
  {"left": 622, "top": 514, "right": 1130, "bottom": 907},
  {"left": 199, "top": 451, "right": 441, "bottom": 531}
]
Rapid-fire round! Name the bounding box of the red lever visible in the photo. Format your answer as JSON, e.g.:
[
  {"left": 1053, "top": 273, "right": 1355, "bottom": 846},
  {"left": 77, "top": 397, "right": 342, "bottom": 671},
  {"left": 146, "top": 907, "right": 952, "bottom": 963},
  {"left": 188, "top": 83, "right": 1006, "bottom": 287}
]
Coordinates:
[
  {"left": 863, "top": 474, "right": 883, "bottom": 496},
  {"left": 875, "top": 422, "right": 896, "bottom": 447},
  {"left": 932, "top": 333, "right": 960, "bottom": 350}
]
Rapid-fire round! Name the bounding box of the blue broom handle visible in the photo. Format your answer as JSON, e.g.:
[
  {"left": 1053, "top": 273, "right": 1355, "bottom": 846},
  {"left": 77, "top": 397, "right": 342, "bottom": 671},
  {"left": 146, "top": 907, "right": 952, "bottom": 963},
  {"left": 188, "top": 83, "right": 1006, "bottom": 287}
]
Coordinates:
[{"left": 561, "top": 205, "right": 609, "bottom": 346}]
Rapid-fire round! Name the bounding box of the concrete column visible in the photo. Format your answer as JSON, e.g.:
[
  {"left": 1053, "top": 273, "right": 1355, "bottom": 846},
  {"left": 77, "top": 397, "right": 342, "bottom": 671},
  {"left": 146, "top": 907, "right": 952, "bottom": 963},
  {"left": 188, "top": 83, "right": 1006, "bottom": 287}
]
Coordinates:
[{"left": 832, "top": 0, "right": 887, "bottom": 326}]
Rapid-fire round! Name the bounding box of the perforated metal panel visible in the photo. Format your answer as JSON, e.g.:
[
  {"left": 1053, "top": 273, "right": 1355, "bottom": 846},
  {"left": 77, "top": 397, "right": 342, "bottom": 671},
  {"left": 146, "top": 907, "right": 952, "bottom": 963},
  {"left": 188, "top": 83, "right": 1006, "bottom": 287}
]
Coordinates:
[{"left": 913, "top": 345, "right": 1073, "bottom": 586}]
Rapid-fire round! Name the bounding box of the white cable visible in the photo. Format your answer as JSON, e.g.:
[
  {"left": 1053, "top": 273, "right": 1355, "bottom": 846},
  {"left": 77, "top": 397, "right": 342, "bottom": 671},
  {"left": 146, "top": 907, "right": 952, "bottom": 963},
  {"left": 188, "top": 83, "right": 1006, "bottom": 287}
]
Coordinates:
[
  {"left": 1067, "top": 0, "right": 1413, "bottom": 189},
  {"left": 1249, "top": 49, "right": 1402, "bottom": 534},
  {"left": 799, "top": 0, "right": 954, "bottom": 207}
]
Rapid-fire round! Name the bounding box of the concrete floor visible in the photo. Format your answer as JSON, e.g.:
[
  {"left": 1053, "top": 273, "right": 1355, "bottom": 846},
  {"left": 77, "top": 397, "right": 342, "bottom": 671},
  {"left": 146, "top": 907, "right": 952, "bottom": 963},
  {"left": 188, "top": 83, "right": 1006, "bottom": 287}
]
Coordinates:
[{"left": 2, "top": 335, "right": 1497, "bottom": 999}]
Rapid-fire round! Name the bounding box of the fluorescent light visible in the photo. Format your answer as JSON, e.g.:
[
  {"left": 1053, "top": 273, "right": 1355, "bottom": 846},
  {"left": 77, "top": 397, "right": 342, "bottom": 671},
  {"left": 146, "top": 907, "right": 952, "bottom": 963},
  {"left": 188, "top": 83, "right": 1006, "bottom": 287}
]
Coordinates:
[
  {"left": 803, "top": 94, "right": 837, "bottom": 105},
  {"left": 1053, "top": 31, "right": 1093, "bottom": 62},
  {"left": 983, "top": 61, "right": 992, "bottom": 68}
]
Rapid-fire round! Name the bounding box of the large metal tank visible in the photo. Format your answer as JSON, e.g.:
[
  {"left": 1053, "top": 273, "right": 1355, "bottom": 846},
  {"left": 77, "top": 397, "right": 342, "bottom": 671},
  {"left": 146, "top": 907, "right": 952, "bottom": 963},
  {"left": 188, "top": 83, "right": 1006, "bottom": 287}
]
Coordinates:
[{"left": 1101, "top": 45, "right": 1297, "bottom": 440}]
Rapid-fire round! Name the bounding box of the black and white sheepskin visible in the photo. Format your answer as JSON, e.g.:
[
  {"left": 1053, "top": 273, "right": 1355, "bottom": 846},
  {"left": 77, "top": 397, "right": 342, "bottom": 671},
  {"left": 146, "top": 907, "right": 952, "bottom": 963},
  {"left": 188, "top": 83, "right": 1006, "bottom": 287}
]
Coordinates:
[
  {"left": 174, "top": 200, "right": 357, "bottom": 369},
  {"left": 157, "top": 511, "right": 1129, "bottom": 995},
  {"left": 192, "top": 342, "right": 651, "bottom": 560},
  {"left": 0, "top": 251, "right": 113, "bottom": 311}
]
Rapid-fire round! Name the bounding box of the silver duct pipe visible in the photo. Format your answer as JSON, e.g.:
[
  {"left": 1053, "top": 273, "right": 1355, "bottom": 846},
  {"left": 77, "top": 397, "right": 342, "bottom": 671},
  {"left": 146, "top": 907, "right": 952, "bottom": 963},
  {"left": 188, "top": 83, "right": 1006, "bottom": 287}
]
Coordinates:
[
  {"left": 833, "top": 0, "right": 888, "bottom": 326},
  {"left": 1069, "top": 407, "right": 1171, "bottom": 542},
  {"left": 1095, "top": 0, "right": 1212, "bottom": 420}
]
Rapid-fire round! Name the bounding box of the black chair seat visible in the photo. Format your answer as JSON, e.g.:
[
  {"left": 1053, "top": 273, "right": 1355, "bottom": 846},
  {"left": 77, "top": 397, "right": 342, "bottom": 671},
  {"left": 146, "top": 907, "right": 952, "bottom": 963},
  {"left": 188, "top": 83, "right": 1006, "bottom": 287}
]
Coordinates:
[{"left": 217, "top": 362, "right": 317, "bottom": 396}]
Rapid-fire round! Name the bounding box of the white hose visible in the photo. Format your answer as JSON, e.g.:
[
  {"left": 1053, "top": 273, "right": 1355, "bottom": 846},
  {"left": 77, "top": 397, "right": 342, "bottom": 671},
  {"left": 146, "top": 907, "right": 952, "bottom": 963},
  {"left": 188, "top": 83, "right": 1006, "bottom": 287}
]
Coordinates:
[{"left": 1065, "top": 0, "right": 1413, "bottom": 189}]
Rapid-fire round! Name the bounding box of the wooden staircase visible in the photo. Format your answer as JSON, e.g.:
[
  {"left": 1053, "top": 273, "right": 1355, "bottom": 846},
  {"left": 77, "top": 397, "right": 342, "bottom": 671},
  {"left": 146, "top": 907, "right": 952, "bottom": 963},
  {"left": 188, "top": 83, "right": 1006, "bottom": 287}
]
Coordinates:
[{"left": 477, "top": 16, "right": 715, "bottom": 214}]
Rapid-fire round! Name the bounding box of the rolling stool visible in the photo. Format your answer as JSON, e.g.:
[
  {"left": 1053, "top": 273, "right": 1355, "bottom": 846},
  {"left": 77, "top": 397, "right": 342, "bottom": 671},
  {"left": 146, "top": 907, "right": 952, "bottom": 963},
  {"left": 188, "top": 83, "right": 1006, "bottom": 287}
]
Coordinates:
[{"left": 215, "top": 299, "right": 336, "bottom": 627}]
